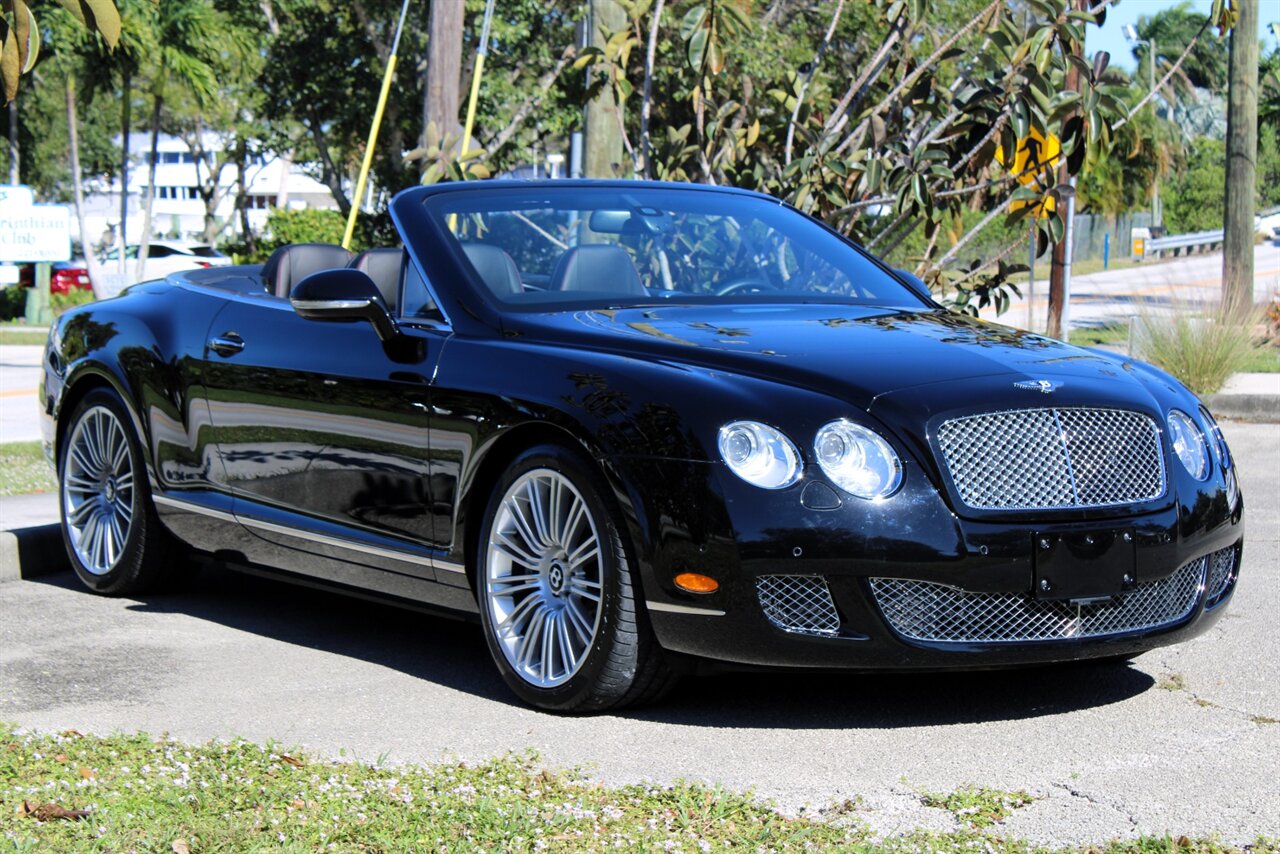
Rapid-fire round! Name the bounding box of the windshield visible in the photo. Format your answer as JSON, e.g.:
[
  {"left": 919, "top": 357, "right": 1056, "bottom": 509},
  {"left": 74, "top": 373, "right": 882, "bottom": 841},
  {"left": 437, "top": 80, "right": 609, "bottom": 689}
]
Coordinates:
[{"left": 424, "top": 186, "right": 927, "bottom": 311}]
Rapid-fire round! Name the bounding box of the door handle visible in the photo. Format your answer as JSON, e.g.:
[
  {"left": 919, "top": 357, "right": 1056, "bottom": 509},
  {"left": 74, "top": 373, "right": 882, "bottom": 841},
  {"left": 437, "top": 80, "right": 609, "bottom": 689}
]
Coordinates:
[{"left": 209, "top": 333, "right": 245, "bottom": 357}]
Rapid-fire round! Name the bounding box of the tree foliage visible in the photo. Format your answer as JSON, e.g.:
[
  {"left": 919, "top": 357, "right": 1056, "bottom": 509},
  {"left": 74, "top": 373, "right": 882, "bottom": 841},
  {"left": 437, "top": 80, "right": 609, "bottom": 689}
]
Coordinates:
[{"left": 1, "top": 0, "right": 121, "bottom": 102}]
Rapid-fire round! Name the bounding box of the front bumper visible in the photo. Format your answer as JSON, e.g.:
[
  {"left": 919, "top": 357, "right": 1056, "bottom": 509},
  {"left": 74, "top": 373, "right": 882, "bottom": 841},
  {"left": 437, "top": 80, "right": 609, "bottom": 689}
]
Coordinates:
[{"left": 616, "top": 457, "right": 1244, "bottom": 671}]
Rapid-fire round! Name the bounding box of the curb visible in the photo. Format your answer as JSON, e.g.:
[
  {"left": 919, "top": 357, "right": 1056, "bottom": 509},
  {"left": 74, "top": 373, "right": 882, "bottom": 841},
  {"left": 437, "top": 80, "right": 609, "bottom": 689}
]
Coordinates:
[
  {"left": 0, "top": 525, "right": 68, "bottom": 584},
  {"left": 1207, "top": 394, "right": 1280, "bottom": 423}
]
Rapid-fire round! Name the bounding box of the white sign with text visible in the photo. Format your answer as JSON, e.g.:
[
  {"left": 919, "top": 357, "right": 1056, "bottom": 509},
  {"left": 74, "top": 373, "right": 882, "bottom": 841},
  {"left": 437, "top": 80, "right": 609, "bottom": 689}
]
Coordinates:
[{"left": 0, "top": 185, "right": 72, "bottom": 263}]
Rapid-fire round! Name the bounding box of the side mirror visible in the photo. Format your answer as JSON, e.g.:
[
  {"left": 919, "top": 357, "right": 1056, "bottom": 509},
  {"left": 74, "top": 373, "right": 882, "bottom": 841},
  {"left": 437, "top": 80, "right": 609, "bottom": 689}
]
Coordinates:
[
  {"left": 893, "top": 268, "right": 934, "bottom": 302},
  {"left": 290, "top": 268, "right": 399, "bottom": 342}
]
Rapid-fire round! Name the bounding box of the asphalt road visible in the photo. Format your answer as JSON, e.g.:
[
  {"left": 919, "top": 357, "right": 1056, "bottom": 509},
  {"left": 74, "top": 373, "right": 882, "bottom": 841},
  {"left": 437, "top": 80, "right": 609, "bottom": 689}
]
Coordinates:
[
  {"left": 0, "top": 343, "right": 43, "bottom": 443},
  {"left": 976, "top": 241, "right": 1280, "bottom": 332},
  {"left": 1, "top": 422, "right": 1276, "bottom": 845}
]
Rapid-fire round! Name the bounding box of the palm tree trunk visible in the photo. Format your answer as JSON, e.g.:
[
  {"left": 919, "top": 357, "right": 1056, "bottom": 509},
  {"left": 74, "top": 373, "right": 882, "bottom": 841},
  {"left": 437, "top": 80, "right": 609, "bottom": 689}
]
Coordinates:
[
  {"left": 66, "top": 78, "right": 109, "bottom": 299},
  {"left": 135, "top": 94, "right": 162, "bottom": 283},
  {"left": 118, "top": 70, "right": 132, "bottom": 274}
]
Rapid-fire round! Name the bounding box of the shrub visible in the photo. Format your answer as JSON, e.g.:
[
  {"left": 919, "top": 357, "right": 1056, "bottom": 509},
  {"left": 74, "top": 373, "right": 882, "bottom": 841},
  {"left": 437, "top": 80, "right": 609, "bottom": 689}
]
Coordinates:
[
  {"left": 1134, "top": 300, "right": 1262, "bottom": 396},
  {"left": 0, "top": 285, "right": 27, "bottom": 321}
]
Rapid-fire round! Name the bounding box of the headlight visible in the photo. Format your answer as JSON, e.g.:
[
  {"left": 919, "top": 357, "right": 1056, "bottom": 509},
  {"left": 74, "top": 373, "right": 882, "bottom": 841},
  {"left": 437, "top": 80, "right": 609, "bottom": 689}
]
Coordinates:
[
  {"left": 814, "top": 419, "right": 902, "bottom": 499},
  {"left": 717, "top": 421, "right": 802, "bottom": 489},
  {"left": 1200, "top": 407, "right": 1237, "bottom": 506},
  {"left": 1167, "top": 409, "right": 1208, "bottom": 480}
]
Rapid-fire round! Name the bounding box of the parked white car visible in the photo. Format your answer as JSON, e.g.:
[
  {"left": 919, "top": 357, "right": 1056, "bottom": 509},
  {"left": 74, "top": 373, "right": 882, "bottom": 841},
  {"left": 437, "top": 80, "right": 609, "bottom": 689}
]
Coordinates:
[
  {"left": 1257, "top": 210, "right": 1280, "bottom": 240},
  {"left": 101, "top": 241, "right": 233, "bottom": 280}
]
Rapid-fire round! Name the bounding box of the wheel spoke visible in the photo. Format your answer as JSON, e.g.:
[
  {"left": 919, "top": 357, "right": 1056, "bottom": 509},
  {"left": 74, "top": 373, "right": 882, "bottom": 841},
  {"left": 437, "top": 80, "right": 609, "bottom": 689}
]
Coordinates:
[
  {"left": 564, "top": 598, "right": 595, "bottom": 645},
  {"left": 567, "top": 543, "right": 600, "bottom": 573},
  {"left": 68, "top": 499, "right": 95, "bottom": 525},
  {"left": 88, "top": 513, "right": 105, "bottom": 569},
  {"left": 497, "top": 591, "right": 541, "bottom": 635},
  {"left": 541, "top": 610, "right": 557, "bottom": 679},
  {"left": 556, "top": 611, "right": 576, "bottom": 674},
  {"left": 492, "top": 531, "right": 541, "bottom": 569},
  {"left": 561, "top": 496, "right": 586, "bottom": 547},
  {"left": 525, "top": 479, "right": 552, "bottom": 548},
  {"left": 105, "top": 514, "right": 121, "bottom": 565},
  {"left": 110, "top": 433, "right": 128, "bottom": 474},
  {"left": 490, "top": 575, "right": 542, "bottom": 597},
  {"left": 506, "top": 495, "right": 543, "bottom": 554},
  {"left": 569, "top": 576, "right": 602, "bottom": 603},
  {"left": 115, "top": 497, "right": 134, "bottom": 525},
  {"left": 547, "top": 476, "right": 563, "bottom": 544},
  {"left": 70, "top": 444, "right": 98, "bottom": 478},
  {"left": 516, "top": 606, "right": 547, "bottom": 671},
  {"left": 65, "top": 473, "right": 99, "bottom": 495}
]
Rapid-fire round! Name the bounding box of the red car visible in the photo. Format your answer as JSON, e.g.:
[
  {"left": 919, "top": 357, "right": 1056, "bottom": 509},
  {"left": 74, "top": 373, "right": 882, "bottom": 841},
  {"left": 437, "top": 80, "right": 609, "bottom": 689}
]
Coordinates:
[{"left": 17, "top": 261, "right": 92, "bottom": 295}]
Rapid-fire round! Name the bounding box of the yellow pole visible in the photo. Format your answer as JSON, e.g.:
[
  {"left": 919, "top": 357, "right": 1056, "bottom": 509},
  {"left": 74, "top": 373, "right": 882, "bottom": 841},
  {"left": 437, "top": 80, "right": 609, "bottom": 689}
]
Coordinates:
[
  {"left": 458, "top": 52, "right": 486, "bottom": 162},
  {"left": 342, "top": 54, "right": 398, "bottom": 250},
  {"left": 342, "top": 0, "right": 413, "bottom": 250}
]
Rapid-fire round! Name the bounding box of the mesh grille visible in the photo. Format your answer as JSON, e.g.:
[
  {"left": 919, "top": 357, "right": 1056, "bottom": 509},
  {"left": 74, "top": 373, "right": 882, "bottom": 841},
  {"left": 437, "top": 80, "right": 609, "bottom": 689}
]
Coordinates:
[
  {"left": 869, "top": 556, "right": 1207, "bottom": 644},
  {"left": 936, "top": 408, "right": 1165, "bottom": 510},
  {"left": 1204, "top": 547, "right": 1236, "bottom": 607},
  {"left": 756, "top": 575, "right": 840, "bottom": 637}
]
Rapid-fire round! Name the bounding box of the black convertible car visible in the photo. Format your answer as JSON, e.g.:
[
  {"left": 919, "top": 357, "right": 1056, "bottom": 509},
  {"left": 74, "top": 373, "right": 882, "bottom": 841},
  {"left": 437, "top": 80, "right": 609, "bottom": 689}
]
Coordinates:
[{"left": 40, "top": 181, "right": 1244, "bottom": 712}]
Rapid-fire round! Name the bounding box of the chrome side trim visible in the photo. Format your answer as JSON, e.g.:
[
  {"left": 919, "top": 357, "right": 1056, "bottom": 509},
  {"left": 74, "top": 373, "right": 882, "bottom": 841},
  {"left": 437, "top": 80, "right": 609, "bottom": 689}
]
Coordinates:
[
  {"left": 153, "top": 494, "right": 238, "bottom": 523},
  {"left": 236, "top": 514, "right": 434, "bottom": 568},
  {"left": 433, "top": 559, "right": 467, "bottom": 575},
  {"left": 646, "top": 600, "right": 726, "bottom": 617},
  {"left": 155, "top": 493, "right": 466, "bottom": 574}
]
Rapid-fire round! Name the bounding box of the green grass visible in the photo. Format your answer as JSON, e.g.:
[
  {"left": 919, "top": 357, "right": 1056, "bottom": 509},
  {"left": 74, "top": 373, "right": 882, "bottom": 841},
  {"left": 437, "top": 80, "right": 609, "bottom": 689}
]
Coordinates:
[
  {"left": 0, "top": 441, "right": 55, "bottom": 497},
  {"left": 1, "top": 725, "right": 1275, "bottom": 853},
  {"left": 1069, "top": 324, "right": 1131, "bottom": 349},
  {"left": 0, "top": 328, "right": 49, "bottom": 346},
  {"left": 920, "top": 786, "right": 1037, "bottom": 829},
  {"left": 1239, "top": 344, "right": 1280, "bottom": 373}
]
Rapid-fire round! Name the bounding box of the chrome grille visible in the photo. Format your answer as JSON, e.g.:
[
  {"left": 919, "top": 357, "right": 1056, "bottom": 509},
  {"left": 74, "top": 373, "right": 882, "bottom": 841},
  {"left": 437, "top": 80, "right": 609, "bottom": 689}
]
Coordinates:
[
  {"left": 1204, "top": 547, "right": 1237, "bottom": 607},
  {"left": 869, "top": 556, "right": 1207, "bottom": 644},
  {"left": 756, "top": 575, "right": 840, "bottom": 637},
  {"left": 936, "top": 408, "right": 1165, "bottom": 510}
]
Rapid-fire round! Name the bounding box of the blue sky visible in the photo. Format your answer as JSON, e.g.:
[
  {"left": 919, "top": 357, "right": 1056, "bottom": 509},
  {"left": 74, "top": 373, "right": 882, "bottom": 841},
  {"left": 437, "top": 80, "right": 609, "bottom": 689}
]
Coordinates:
[{"left": 1087, "top": 0, "right": 1279, "bottom": 72}]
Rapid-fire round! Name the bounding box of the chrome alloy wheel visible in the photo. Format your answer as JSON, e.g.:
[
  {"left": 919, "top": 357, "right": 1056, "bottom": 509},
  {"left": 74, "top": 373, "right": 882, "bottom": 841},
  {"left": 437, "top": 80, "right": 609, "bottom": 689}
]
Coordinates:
[
  {"left": 485, "top": 469, "right": 604, "bottom": 688},
  {"left": 62, "top": 405, "right": 135, "bottom": 576}
]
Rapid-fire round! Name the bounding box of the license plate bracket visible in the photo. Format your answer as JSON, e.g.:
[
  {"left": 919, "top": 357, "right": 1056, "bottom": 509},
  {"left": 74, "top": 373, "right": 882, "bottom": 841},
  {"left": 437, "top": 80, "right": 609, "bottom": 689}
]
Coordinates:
[{"left": 1033, "top": 529, "right": 1136, "bottom": 601}]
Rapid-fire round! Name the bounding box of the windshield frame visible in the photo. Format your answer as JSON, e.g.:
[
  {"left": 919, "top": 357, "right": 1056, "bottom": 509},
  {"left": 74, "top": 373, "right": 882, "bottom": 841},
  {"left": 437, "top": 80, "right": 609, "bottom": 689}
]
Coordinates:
[{"left": 416, "top": 182, "right": 936, "bottom": 316}]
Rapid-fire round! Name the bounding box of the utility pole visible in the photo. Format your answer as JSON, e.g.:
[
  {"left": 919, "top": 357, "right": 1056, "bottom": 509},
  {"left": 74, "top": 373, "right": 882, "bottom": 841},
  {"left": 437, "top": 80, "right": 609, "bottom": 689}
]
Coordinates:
[
  {"left": 1223, "top": 0, "right": 1258, "bottom": 316},
  {"left": 584, "top": 0, "right": 625, "bottom": 178},
  {"left": 6, "top": 99, "right": 17, "bottom": 185},
  {"left": 423, "top": 0, "right": 464, "bottom": 167},
  {"left": 1046, "top": 0, "right": 1085, "bottom": 339}
]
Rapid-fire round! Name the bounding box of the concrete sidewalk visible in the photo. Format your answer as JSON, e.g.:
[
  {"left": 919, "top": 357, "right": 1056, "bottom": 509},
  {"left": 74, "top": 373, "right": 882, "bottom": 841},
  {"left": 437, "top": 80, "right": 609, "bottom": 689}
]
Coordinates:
[
  {"left": 1207, "top": 372, "right": 1280, "bottom": 422},
  {"left": 0, "top": 493, "right": 64, "bottom": 584}
]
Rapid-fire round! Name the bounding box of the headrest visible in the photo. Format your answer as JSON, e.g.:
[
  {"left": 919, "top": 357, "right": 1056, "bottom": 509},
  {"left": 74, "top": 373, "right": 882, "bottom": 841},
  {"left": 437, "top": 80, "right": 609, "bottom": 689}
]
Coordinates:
[
  {"left": 550, "top": 245, "right": 646, "bottom": 294},
  {"left": 461, "top": 243, "right": 523, "bottom": 297},
  {"left": 263, "top": 243, "right": 353, "bottom": 298},
  {"left": 349, "top": 248, "right": 404, "bottom": 312}
]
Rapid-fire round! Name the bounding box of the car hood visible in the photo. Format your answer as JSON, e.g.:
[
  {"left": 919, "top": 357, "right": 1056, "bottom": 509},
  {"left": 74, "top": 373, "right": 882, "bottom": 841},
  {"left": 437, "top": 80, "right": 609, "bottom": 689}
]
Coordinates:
[{"left": 508, "top": 304, "right": 1152, "bottom": 410}]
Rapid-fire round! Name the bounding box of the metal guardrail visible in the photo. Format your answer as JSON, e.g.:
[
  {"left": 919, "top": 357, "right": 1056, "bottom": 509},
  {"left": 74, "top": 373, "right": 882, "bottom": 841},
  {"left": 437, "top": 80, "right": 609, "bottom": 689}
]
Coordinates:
[{"left": 1144, "top": 228, "right": 1224, "bottom": 258}]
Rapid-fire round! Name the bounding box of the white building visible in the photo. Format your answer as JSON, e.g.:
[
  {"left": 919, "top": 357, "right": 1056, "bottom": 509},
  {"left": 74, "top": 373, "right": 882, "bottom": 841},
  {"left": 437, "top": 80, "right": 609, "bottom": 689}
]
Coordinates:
[{"left": 83, "top": 132, "right": 339, "bottom": 247}]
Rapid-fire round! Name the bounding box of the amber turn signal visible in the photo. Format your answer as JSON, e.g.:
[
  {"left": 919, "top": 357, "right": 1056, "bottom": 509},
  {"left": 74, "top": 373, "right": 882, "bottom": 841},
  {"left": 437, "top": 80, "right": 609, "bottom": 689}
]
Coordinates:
[{"left": 674, "top": 572, "right": 719, "bottom": 594}]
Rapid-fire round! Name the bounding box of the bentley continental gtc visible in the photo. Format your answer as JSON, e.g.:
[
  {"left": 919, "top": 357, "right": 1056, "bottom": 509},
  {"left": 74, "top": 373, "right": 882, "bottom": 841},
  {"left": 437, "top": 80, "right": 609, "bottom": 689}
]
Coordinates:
[{"left": 40, "top": 182, "right": 1244, "bottom": 711}]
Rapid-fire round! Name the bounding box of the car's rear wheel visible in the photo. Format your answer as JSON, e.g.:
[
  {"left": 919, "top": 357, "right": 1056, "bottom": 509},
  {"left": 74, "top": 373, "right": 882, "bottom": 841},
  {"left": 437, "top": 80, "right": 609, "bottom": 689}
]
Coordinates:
[
  {"left": 60, "top": 388, "right": 176, "bottom": 595},
  {"left": 476, "top": 445, "right": 675, "bottom": 712}
]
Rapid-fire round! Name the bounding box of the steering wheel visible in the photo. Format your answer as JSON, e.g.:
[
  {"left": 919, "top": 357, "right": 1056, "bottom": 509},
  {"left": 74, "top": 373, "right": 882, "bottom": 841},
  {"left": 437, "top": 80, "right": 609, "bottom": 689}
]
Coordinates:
[{"left": 715, "top": 277, "right": 779, "bottom": 296}]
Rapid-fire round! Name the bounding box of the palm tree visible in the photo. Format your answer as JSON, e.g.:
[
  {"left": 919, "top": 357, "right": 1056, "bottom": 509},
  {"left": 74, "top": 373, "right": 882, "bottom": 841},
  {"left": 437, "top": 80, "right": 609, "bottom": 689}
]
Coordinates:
[{"left": 133, "top": 0, "right": 223, "bottom": 281}]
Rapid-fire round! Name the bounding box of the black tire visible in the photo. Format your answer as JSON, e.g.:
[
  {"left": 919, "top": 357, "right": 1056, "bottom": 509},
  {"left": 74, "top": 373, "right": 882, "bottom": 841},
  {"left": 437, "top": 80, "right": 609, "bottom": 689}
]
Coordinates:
[
  {"left": 58, "top": 387, "right": 178, "bottom": 595},
  {"left": 475, "top": 444, "right": 676, "bottom": 712}
]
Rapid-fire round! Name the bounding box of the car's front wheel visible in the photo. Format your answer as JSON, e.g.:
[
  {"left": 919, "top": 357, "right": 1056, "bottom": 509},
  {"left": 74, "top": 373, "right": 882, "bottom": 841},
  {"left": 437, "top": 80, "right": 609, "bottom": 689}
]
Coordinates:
[
  {"left": 59, "top": 388, "right": 176, "bottom": 595},
  {"left": 476, "top": 445, "right": 675, "bottom": 712}
]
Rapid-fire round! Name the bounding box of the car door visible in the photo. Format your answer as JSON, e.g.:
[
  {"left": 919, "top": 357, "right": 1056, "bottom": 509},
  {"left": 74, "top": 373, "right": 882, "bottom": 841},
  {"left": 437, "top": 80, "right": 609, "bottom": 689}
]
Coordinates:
[{"left": 200, "top": 286, "right": 445, "bottom": 583}]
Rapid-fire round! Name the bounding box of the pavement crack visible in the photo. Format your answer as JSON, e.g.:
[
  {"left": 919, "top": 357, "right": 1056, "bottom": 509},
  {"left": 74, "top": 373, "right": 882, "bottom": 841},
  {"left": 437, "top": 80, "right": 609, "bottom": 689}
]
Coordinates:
[{"left": 1050, "top": 781, "right": 1139, "bottom": 828}]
